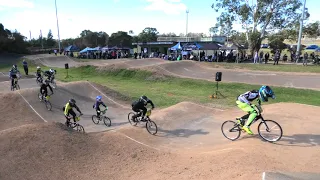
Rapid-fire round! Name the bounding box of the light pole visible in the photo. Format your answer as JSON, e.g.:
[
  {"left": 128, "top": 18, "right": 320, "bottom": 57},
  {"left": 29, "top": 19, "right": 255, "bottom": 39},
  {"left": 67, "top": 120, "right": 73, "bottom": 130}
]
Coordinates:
[
  {"left": 186, "top": 10, "right": 189, "bottom": 42},
  {"left": 296, "top": 0, "right": 307, "bottom": 63},
  {"left": 55, "top": 0, "right": 61, "bottom": 53}
]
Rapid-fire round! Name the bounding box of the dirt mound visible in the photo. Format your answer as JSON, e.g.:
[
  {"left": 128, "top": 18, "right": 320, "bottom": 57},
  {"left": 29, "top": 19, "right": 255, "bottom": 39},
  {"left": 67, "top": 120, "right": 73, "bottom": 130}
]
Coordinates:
[
  {"left": 96, "top": 62, "right": 131, "bottom": 71},
  {"left": 0, "top": 122, "right": 173, "bottom": 180},
  {"left": 0, "top": 92, "right": 43, "bottom": 131},
  {"left": 2, "top": 122, "right": 319, "bottom": 180}
]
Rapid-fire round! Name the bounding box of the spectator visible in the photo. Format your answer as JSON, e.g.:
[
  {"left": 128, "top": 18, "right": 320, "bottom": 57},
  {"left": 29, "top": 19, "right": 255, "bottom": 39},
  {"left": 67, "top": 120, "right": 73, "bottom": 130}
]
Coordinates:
[
  {"left": 303, "top": 52, "right": 308, "bottom": 66},
  {"left": 264, "top": 52, "right": 269, "bottom": 64},
  {"left": 22, "top": 59, "right": 28, "bottom": 75}
]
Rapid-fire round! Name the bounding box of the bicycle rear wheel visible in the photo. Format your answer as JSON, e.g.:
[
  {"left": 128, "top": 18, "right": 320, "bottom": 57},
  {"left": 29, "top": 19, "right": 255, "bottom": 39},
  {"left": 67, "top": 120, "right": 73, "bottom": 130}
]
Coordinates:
[
  {"left": 128, "top": 112, "right": 137, "bottom": 126},
  {"left": 146, "top": 119, "right": 157, "bottom": 135},
  {"left": 91, "top": 115, "right": 100, "bottom": 124},
  {"left": 103, "top": 116, "right": 111, "bottom": 127},
  {"left": 45, "top": 101, "right": 52, "bottom": 111},
  {"left": 258, "top": 120, "right": 283, "bottom": 142},
  {"left": 221, "top": 120, "right": 241, "bottom": 141}
]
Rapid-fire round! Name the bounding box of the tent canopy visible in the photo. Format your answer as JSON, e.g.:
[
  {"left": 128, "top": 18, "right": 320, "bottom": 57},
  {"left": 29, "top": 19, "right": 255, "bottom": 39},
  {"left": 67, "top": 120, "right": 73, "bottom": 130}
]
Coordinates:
[
  {"left": 64, "top": 45, "right": 79, "bottom": 52},
  {"left": 170, "top": 42, "right": 182, "bottom": 50},
  {"left": 219, "top": 42, "right": 246, "bottom": 50},
  {"left": 183, "top": 42, "right": 202, "bottom": 50},
  {"left": 79, "top": 47, "right": 97, "bottom": 53}
]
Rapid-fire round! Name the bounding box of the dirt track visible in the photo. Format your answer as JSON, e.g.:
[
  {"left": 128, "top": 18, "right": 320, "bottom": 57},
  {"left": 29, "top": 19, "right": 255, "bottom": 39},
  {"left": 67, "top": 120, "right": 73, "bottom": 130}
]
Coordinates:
[{"left": 1, "top": 55, "right": 320, "bottom": 179}]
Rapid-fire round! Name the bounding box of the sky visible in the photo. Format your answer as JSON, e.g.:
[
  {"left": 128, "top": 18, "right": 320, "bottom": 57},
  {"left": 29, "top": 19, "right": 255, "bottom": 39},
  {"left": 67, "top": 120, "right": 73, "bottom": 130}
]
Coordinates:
[{"left": 0, "top": 0, "right": 319, "bottom": 40}]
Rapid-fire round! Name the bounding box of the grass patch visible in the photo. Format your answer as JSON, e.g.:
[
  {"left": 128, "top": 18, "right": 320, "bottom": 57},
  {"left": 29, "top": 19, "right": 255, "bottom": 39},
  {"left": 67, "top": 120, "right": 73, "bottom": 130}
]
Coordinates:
[
  {"left": 205, "top": 62, "right": 320, "bottom": 73},
  {"left": 54, "top": 65, "right": 320, "bottom": 108}
]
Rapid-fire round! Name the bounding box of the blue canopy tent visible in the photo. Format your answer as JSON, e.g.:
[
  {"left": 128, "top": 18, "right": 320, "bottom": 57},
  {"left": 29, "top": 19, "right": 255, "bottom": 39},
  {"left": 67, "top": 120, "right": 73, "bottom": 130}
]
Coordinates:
[
  {"left": 183, "top": 42, "right": 202, "bottom": 50},
  {"left": 64, "top": 45, "right": 79, "bottom": 52},
  {"left": 79, "top": 47, "right": 97, "bottom": 53},
  {"left": 170, "top": 42, "right": 183, "bottom": 51}
]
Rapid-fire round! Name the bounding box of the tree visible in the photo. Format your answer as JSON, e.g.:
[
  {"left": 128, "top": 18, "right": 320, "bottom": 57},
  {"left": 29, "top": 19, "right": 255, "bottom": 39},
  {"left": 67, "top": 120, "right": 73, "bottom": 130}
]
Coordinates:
[
  {"left": 46, "top": 29, "right": 56, "bottom": 47},
  {"left": 304, "top": 21, "right": 320, "bottom": 39},
  {"left": 138, "top": 27, "right": 159, "bottom": 42},
  {"left": 108, "top": 31, "right": 132, "bottom": 47},
  {"left": 230, "top": 31, "right": 248, "bottom": 46},
  {"left": 212, "top": 0, "right": 308, "bottom": 54},
  {"left": 158, "top": 32, "right": 177, "bottom": 37},
  {"left": 0, "top": 23, "right": 28, "bottom": 53},
  {"left": 209, "top": 26, "right": 218, "bottom": 36},
  {"left": 268, "top": 34, "right": 287, "bottom": 54}
]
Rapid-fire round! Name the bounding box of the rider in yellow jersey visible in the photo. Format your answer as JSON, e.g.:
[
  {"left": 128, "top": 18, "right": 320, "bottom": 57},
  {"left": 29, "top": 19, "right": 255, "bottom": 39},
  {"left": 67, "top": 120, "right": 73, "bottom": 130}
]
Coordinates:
[{"left": 63, "top": 99, "right": 83, "bottom": 125}]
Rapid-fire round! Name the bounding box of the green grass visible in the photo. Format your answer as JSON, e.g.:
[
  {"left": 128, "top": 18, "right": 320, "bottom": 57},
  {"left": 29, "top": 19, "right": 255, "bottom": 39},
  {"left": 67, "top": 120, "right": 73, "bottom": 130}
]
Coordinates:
[
  {"left": 53, "top": 65, "right": 320, "bottom": 108},
  {"left": 1, "top": 58, "right": 319, "bottom": 108},
  {"left": 205, "top": 62, "right": 320, "bottom": 73}
]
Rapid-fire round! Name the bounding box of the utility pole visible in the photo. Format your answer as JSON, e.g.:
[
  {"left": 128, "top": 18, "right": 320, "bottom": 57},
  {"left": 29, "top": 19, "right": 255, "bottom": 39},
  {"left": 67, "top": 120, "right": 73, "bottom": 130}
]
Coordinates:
[
  {"left": 29, "top": 31, "right": 31, "bottom": 40},
  {"left": 296, "top": 0, "right": 307, "bottom": 63},
  {"left": 40, "top": 30, "right": 43, "bottom": 49},
  {"left": 55, "top": 0, "right": 61, "bottom": 53},
  {"left": 186, "top": 10, "right": 189, "bottom": 42}
]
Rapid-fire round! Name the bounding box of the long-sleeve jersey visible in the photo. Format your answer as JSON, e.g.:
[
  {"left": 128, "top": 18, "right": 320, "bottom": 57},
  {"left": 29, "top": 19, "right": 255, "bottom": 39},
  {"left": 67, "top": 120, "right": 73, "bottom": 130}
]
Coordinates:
[
  {"left": 64, "top": 102, "right": 82, "bottom": 116},
  {"left": 40, "top": 83, "right": 53, "bottom": 93},
  {"left": 237, "top": 90, "right": 259, "bottom": 105},
  {"left": 9, "top": 68, "right": 20, "bottom": 77},
  {"left": 93, "top": 101, "right": 107, "bottom": 110},
  {"left": 132, "top": 98, "right": 155, "bottom": 109}
]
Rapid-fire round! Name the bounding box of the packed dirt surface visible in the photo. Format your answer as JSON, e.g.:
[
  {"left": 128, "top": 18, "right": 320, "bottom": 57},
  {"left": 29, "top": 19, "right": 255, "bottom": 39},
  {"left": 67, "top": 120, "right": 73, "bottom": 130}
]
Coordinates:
[
  {"left": 29, "top": 55, "right": 320, "bottom": 90},
  {"left": 1, "top": 55, "right": 320, "bottom": 179},
  {"left": 0, "top": 92, "right": 43, "bottom": 131},
  {"left": 1, "top": 101, "right": 320, "bottom": 180}
]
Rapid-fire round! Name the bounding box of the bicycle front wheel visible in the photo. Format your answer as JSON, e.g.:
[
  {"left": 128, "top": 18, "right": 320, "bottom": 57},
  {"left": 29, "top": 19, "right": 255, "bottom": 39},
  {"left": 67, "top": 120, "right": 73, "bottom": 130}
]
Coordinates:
[
  {"left": 45, "top": 101, "right": 52, "bottom": 111},
  {"left": 146, "top": 119, "right": 157, "bottom": 135},
  {"left": 258, "top": 120, "right": 283, "bottom": 142},
  {"left": 38, "top": 93, "right": 43, "bottom": 101},
  {"left": 103, "top": 116, "right": 111, "bottom": 127},
  {"left": 221, "top": 120, "right": 241, "bottom": 141},
  {"left": 75, "top": 124, "right": 85, "bottom": 133},
  {"left": 51, "top": 80, "right": 57, "bottom": 89},
  {"left": 91, "top": 115, "right": 100, "bottom": 124}
]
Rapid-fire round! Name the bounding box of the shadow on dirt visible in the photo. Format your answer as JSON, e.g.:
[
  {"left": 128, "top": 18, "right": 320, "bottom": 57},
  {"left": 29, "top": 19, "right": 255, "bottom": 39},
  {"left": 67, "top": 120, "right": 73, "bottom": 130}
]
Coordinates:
[
  {"left": 155, "top": 128, "right": 209, "bottom": 138},
  {"left": 274, "top": 134, "right": 320, "bottom": 147}
]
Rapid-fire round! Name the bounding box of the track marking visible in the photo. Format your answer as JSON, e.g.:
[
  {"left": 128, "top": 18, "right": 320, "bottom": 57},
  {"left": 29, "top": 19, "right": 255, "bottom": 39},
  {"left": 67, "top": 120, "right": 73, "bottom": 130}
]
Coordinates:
[
  {"left": 200, "top": 147, "right": 244, "bottom": 154},
  {"left": 111, "top": 130, "right": 160, "bottom": 151},
  {"left": 86, "top": 81, "right": 130, "bottom": 109},
  {"left": 17, "top": 91, "right": 47, "bottom": 122},
  {"left": 262, "top": 172, "right": 266, "bottom": 180},
  {"left": 0, "top": 72, "right": 6, "bottom": 76}
]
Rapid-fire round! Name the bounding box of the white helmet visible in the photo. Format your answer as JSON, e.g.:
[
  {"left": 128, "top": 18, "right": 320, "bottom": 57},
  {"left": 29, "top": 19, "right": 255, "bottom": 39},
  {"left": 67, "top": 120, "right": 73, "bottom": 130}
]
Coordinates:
[
  {"left": 49, "top": 69, "right": 54, "bottom": 73},
  {"left": 37, "top": 66, "right": 40, "bottom": 69}
]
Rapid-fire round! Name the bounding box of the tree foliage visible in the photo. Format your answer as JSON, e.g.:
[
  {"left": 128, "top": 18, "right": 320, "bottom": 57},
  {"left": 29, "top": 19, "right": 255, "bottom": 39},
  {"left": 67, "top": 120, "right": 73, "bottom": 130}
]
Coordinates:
[
  {"left": 212, "top": 0, "right": 308, "bottom": 53},
  {"left": 268, "top": 34, "right": 287, "bottom": 54},
  {"left": 108, "top": 31, "right": 132, "bottom": 47},
  {"left": 138, "top": 27, "right": 159, "bottom": 42},
  {"left": 0, "top": 23, "right": 29, "bottom": 53}
]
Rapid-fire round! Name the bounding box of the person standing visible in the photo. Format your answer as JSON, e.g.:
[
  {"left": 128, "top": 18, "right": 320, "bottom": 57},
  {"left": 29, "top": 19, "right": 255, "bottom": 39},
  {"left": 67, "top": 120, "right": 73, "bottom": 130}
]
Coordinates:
[{"left": 22, "top": 60, "right": 28, "bottom": 75}]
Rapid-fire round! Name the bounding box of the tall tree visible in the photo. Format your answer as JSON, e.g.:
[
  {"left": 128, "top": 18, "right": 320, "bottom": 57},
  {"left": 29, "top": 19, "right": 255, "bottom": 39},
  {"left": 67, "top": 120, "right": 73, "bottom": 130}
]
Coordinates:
[
  {"left": 268, "top": 34, "right": 287, "bottom": 54},
  {"left": 46, "top": 29, "right": 56, "bottom": 47},
  {"left": 212, "top": 0, "right": 308, "bottom": 54},
  {"left": 209, "top": 26, "right": 219, "bottom": 36},
  {"left": 138, "top": 27, "right": 159, "bottom": 42},
  {"left": 108, "top": 31, "right": 132, "bottom": 47}
]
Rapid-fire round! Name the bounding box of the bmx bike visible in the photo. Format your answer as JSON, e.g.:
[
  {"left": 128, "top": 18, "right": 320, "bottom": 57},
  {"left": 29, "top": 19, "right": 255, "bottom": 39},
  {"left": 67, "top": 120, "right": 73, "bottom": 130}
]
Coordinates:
[
  {"left": 65, "top": 114, "right": 85, "bottom": 133},
  {"left": 91, "top": 108, "right": 111, "bottom": 127},
  {"left": 128, "top": 108, "right": 158, "bottom": 135},
  {"left": 38, "top": 92, "right": 53, "bottom": 111},
  {"left": 11, "top": 77, "right": 20, "bottom": 91},
  {"left": 221, "top": 99, "right": 283, "bottom": 142}
]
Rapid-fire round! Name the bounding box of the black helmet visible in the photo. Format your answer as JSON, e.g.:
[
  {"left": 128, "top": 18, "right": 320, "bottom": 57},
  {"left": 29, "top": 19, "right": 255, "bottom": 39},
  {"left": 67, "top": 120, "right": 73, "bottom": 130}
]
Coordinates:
[
  {"left": 140, "top": 95, "right": 148, "bottom": 103},
  {"left": 69, "top": 99, "right": 76, "bottom": 105}
]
